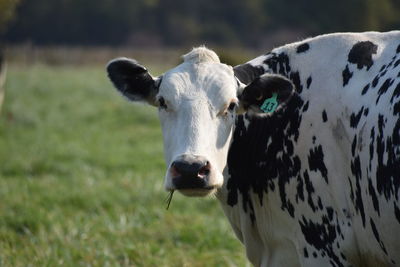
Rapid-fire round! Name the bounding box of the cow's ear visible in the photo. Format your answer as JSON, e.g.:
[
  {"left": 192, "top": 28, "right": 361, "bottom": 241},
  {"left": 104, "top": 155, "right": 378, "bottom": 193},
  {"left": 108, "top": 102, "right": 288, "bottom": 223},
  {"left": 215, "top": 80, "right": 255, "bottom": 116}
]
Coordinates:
[
  {"left": 238, "top": 74, "right": 294, "bottom": 114},
  {"left": 107, "top": 57, "right": 159, "bottom": 105}
]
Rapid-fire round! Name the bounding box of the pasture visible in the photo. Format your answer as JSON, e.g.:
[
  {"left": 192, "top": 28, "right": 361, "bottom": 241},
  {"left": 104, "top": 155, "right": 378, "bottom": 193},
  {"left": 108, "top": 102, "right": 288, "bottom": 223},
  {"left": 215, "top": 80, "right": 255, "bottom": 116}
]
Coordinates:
[{"left": 0, "top": 62, "right": 246, "bottom": 266}]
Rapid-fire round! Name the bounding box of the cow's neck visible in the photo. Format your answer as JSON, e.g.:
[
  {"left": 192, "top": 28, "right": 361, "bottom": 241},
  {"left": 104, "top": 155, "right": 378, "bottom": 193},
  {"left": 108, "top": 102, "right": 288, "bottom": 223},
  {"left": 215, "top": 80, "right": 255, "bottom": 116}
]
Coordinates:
[{"left": 216, "top": 56, "right": 306, "bottom": 265}]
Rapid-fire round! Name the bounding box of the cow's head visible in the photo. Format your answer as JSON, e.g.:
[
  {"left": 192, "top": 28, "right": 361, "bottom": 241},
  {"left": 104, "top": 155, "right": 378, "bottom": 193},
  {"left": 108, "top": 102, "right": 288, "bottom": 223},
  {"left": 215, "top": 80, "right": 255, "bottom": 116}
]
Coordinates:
[{"left": 107, "top": 47, "right": 294, "bottom": 197}]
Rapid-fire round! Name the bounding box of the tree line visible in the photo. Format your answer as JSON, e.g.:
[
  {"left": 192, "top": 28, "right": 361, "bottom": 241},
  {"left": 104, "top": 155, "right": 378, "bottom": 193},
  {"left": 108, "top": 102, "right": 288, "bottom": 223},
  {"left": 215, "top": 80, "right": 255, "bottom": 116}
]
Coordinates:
[{"left": 2, "top": 0, "right": 400, "bottom": 48}]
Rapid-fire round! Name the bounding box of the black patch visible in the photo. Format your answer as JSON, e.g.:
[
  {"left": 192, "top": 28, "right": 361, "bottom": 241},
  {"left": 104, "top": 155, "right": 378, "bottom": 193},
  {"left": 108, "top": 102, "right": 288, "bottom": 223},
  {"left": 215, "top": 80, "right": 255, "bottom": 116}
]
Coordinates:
[
  {"left": 348, "top": 177, "right": 355, "bottom": 202},
  {"left": 375, "top": 114, "right": 400, "bottom": 201},
  {"left": 306, "top": 76, "right": 312, "bottom": 89},
  {"left": 342, "top": 65, "right": 353, "bottom": 86},
  {"left": 234, "top": 63, "right": 265, "bottom": 85},
  {"left": 286, "top": 201, "right": 295, "bottom": 217},
  {"left": 369, "top": 127, "right": 375, "bottom": 170},
  {"left": 299, "top": 216, "right": 344, "bottom": 267},
  {"left": 361, "top": 84, "right": 370, "bottom": 95},
  {"left": 394, "top": 101, "right": 400, "bottom": 116},
  {"left": 304, "top": 247, "right": 309, "bottom": 258},
  {"left": 308, "top": 145, "right": 328, "bottom": 183},
  {"left": 327, "top": 207, "right": 334, "bottom": 221},
  {"left": 317, "top": 197, "right": 323, "bottom": 210},
  {"left": 348, "top": 41, "right": 378, "bottom": 70},
  {"left": 397, "top": 44, "right": 400, "bottom": 53},
  {"left": 296, "top": 175, "right": 305, "bottom": 203},
  {"left": 370, "top": 218, "right": 388, "bottom": 255},
  {"left": 394, "top": 114, "right": 400, "bottom": 145},
  {"left": 322, "top": 110, "right": 328, "bottom": 122},
  {"left": 376, "top": 78, "right": 394, "bottom": 104},
  {"left": 388, "top": 56, "right": 397, "bottom": 68},
  {"left": 313, "top": 252, "right": 318, "bottom": 258},
  {"left": 368, "top": 178, "right": 380, "bottom": 215},
  {"left": 351, "top": 135, "right": 357, "bottom": 157},
  {"left": 390, "top": 83, "right": 400, "bottom": 104},
  {"left": 264, "top": 52, "right": 291, "bottom": 76},
  {"left": 394, "top": 203, "right": 400, "bottom": 224},
  {"left": 297, "top": 43, "right": 310, "bottom": 53},
  {"left": 304, "top": 170, "right": 317, "bottom": 212},
  {"left": 290, "top": 71, "right": 303, "bottom": 94},
  {"left": 363, "top": 108, "right": 369, "bottom": 116},
  {"left": 350, "top": 107, "right": 364, "bottom": 128},
  {"left": 372, "top": 75, "right": 380, "bottom": 88},
  {"left": 351, "top": 156, "right": 366, "bottom": 227},
  {"left": 394, "top": 59, "right": 400, "bottom": 68}
]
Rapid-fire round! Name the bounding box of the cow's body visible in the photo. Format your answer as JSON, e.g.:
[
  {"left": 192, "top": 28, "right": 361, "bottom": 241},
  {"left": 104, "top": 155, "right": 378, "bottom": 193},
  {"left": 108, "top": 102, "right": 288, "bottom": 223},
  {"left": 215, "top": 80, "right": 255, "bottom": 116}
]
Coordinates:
[
  {"left": 107, "top": 31, "right": 400, "bottom": 267},
  {"left": 220, "top": 31, "right": 400, "bottom": 267}
]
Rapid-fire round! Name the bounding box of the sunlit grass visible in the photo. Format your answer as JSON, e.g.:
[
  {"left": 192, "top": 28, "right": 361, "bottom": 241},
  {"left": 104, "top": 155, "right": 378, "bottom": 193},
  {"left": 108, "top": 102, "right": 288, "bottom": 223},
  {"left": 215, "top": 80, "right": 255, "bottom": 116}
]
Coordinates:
[{"left": 0, "top": 64, "right": 246, "bottom": 266}]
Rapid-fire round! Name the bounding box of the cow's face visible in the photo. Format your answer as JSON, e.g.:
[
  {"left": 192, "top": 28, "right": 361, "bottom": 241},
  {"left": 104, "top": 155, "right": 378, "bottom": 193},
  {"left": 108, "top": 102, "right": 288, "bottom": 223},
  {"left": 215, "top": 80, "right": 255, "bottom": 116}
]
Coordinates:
[{"left": 107, "top": 47, "right": 294, "bottom": 197}]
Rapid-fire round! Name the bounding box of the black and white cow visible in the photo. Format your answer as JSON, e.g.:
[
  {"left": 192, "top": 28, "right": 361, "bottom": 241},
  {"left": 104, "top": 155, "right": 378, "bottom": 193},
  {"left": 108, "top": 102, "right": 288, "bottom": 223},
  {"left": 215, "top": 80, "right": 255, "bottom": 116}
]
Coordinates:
[{"left": 107, "top": 31, "right": 400, "bottom": 267}]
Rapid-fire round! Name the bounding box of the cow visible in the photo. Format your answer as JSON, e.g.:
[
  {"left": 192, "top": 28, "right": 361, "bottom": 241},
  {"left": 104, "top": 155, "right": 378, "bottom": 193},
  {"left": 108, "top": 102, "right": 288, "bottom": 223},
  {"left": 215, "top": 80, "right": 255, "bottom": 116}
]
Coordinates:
[{"left": 106, "top": 31, "right": 400, "bottom": 267}]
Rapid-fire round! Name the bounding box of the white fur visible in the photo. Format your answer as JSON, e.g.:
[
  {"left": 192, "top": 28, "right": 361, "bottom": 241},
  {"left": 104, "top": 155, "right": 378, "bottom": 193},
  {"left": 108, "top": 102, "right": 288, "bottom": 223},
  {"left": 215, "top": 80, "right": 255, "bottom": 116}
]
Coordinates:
[
  {"left": 182, "top": 46, "right": 220, "bottom": 64},
  {"left": 158, "top": 47, "right": 237, "bottom": 193}
]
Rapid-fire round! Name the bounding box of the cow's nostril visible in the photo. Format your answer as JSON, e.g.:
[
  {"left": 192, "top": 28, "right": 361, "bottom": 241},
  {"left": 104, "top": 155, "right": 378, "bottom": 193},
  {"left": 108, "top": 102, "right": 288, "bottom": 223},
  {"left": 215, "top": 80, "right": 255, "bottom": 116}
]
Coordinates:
[
  {"left": 170, "top": 164, "right": 179, "bottom": 177},
  {"left": 198, "top": 161, "right": 211, "bottom": 177}
]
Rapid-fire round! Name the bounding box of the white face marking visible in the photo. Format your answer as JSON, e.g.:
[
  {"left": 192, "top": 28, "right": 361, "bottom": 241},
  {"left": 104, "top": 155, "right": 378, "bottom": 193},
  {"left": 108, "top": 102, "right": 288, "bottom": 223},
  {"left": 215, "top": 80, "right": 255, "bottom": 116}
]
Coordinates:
[{"left": 157, "top": 59, "right": 239, "bottom": 195}]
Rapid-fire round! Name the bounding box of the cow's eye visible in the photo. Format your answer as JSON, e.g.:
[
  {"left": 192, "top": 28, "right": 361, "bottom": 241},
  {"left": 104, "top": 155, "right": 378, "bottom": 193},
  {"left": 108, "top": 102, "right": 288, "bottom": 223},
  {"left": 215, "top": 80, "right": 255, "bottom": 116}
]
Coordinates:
[
  {"left": 158, "top": 97, "right": 167, "bottom": 109},
  {"left": 228, "top": 102, "right": 238, "bottom": 112}
]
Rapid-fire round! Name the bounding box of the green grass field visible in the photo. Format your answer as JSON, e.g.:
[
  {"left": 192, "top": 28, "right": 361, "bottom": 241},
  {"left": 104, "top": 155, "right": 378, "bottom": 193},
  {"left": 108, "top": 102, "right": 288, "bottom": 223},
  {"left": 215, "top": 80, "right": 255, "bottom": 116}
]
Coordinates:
[{"left": 0, "top": 64, "right": 247, "bottom": 266}]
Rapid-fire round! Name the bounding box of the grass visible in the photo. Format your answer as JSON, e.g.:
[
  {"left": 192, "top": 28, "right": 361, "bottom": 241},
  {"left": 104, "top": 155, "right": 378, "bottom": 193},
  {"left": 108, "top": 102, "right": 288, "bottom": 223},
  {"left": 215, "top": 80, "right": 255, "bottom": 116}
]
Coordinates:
[{"left": 0, "top": 63, "right": 247, "bottom": 266}]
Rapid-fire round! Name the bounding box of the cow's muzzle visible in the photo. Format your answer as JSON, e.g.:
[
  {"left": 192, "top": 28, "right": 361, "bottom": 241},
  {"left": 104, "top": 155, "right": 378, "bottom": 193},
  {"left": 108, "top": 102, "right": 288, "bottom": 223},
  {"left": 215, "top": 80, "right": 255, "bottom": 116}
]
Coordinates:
[{"left": 168, "top": 154, "right": 216, "bottom": 196}]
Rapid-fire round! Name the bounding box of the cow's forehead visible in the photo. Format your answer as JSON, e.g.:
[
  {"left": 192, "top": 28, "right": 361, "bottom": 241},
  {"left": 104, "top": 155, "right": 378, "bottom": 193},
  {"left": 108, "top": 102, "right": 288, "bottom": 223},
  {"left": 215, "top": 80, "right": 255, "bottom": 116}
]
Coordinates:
[{"left": 159, "top": 61, "right": 237, "bottom": 105}]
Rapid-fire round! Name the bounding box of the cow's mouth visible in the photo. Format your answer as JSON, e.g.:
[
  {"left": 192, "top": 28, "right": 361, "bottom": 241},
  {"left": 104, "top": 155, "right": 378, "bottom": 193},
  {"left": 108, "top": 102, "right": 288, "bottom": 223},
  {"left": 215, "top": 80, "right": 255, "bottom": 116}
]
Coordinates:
[
  {"left": 165, "top": 175, "right": 220, "bottom": 197},
  {"left": 165, "top": 184, "right": 216, "bottom": 210},
  {"left": 172, "top": 175, "right": 217, "bottom": 196},
  {"left": 178, "top": 187, "right": 217, "bottom": 197}
]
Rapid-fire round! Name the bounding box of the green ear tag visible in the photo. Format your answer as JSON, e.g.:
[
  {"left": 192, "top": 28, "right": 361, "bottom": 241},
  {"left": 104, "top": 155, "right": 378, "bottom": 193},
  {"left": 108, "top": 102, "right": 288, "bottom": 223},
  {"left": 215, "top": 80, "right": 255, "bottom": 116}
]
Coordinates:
[{"left": 260, "top": 93, "right": 278, "bottom": 113}]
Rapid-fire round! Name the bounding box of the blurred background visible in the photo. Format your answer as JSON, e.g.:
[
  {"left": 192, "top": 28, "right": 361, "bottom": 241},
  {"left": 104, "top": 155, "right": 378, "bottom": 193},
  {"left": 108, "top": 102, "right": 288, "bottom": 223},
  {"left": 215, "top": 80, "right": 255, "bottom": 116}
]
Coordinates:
[
  {"left": 0, "top": 0, "right": 399, "bottom": 266},
  {"left": 3, "top": 0, "right": 400, "bottom": 47},
  {"left": 2, "top": 0, "right": 400, "bottom": 64}
]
